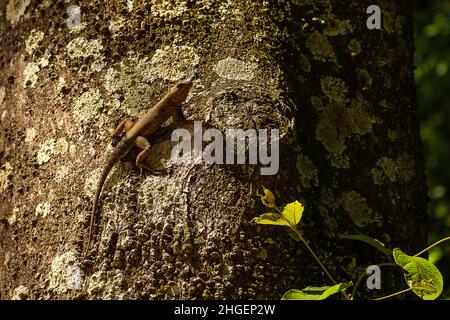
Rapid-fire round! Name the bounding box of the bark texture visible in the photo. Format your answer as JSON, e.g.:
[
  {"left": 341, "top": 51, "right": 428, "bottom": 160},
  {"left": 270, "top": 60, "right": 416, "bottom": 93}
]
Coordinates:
[{"left": 0, "top": 0, "right": 427, "bottom": 299}]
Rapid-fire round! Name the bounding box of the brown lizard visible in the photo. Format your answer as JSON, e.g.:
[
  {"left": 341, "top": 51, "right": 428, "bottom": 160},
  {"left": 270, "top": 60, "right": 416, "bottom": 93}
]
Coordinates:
[{"left": 85, "top": 80, "right": 193, "bottom": 255}]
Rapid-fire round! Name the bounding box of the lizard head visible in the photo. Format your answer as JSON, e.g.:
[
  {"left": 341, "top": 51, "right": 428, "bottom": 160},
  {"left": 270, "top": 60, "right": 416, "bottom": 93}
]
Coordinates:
[{"left": 170, "top": 80, "right": 193, "bottom": 105}]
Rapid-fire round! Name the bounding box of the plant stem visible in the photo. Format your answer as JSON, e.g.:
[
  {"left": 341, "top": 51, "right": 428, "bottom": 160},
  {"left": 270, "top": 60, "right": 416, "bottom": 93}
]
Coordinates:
[
  {"left": 290, "top": 226, "right": 337, "bottom": 285},
  {"left": 414, "top": 237, "right": 450, "bottom": 257},
  {"left": 274, "top": 207, "right": 343, "bottom": 297},
  {"left": 373, "top": 287, "right": 412, "bottom": 300}
]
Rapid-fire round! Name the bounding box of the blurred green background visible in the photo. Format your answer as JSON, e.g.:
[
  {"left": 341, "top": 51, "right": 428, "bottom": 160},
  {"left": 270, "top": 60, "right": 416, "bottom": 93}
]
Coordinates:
[{"left": 414, "top": 0, "right": 450, "bottom": 297}]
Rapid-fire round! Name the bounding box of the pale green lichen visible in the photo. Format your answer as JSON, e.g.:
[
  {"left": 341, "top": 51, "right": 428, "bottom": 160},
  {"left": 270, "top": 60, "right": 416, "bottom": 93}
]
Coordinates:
[
  {"left": 25, "top": 127, "right": 36, "bottom": 143},
  {"left": 23, "top": 55, "right": 50, "bottom": 88},
  {"left": 395, "top": 152, "right": 415, "bottom": 182},
  {"left": 35, "top": 202, "right": 51, "bottom": 217},
  {"left": 341, "top": 191, "right": 381, "bottom": 228},
  {"left": 74, "top": 89, "right": 102, "bottom": 119},
  {"left": 387, "top": 130, "right": 398, "bottom": 142},
  {"left": 138, "top": 175, "right": 179, "bottom": 214},
  {"left": 66, "top": 37, "right": 105, "bottom": 71},
  {"left": 213, "top": 57, "right": 258, "bottom": 81},
  {"left": 8, "top": 207, "right": 18, "bottom": 225},
  {"left": 311, "top": 96, "right": 324, "bottom": 111},
  {"left": 25, "top": 29, "right": 44, "bottom": 55},
  {"left": 105, "top": 54, "right": 159, "bottom": 116},
  {"left": 150, "top": 0, "right": 188, "bottom": 19},
  {"left": 356, "top": 68, "right": 372, "bottom": 88},
  {"left": 37, "top": 138, "right": 69, "bottom": 165},
  {"left": 11, "top": 285, "right": 29, "bottom": 300},
  {"left": 306, "top": 31, "right": 336, "bottom": 62},
  {"left": 316, "top": 89, "right": 375, "bottom": 168},
  {"left": 6, "top": 0, "right": 30, "bottom": 24},
  {"left": 49, "top": 251, "right": 82, "bottom": 294},
  {"left": 23, "top": 63, "right": 40, "bottom": 88},
  {"left": 383, "top": 11, "right": 404, "bottom": 34},
  {"left": 321, "top": 76, "right": 348, "bottom": 104},
  {"left": 127, "top": 0, "right": 134, "bottom": 12},
  {"left": 105, "top": 55, "right": 156, "bottom": 93},
  {"left": 296, "top": 154, "right": 319, "bottom": 189},
  {"left": 55, "top": 166, "right": 70, "bottom": 183},
  {"left": 372, "top": 153, "right": 415, "bottom": 185},
  {"left": 0, "top": 162, "right": 13, "bottom": 192},
  {"left": 348, "top": 39, "right": 361, "bottom": 57},
  {"left": 151, "top": 45, "right": 200, "bottom": 81},
  {"left": 108, "top": 16, "right": 125, "bottom": 37},
  {"left": 0, "top": 87, "right": 5, "bottom": 106},
  {"left": 87, "top": 270, "right": 125, "bottom": 299},
  {"left": 324, "top": 16, "right": 353, "bottom": 36},
  {"left": 318, "top": 187, "right": 339, "bottom": 237}
]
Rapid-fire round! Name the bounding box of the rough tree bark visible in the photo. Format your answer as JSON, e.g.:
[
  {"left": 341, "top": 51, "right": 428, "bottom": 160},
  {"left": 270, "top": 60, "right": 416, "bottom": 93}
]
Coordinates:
[{"left": 0, "top": 0, "right": 427, "bottom": 299}]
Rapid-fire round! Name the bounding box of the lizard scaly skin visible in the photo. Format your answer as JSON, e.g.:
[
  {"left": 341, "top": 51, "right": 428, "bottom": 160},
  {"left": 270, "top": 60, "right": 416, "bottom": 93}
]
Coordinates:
[{"left": 86, "top": 80, "right": 193, "bottom": 255}]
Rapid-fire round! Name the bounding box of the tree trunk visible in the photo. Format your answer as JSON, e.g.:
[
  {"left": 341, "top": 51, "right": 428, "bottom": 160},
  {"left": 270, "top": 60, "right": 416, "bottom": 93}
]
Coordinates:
[{"left": 0, "top": 0, "right": 427, "bottom": 299}]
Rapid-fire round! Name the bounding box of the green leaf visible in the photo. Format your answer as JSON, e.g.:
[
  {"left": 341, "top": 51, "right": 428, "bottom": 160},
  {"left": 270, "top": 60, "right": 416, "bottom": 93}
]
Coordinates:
[
  {"left": 340, "top": 234, "right": 391, "bottom": 258},
  {"left": 393, "top": 248, "right": 443, "bottom": 300},
  {"left": 280, "top": 201, "right": 304, "bottom": 226},
  {"left": 281, "top": 282, "right": 352, "bottom": 300},
  {"left": 260, "top": 186, "right": 276, "bottom": 208},
  {"left": 253, "top": 213, "right": 290, "bottom": 227}
]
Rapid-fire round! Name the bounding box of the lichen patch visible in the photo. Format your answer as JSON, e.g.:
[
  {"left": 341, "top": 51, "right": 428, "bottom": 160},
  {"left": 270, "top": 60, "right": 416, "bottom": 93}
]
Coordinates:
[
  {"left": 49, "top": 252, "right": 83, "bottom": 294},
  {"left": 35, "top": 202, "right": 51, "bottom": 217},
  {"left": 138, "top": 175, "right": 180, "bottom": 215},
  {"left": 296, "top": 154, "right": 319, "bottom": 189},
  {"left": 25, "top": 29, "right": 45, "bottom": 55},
  {"left": 37, "top": 138, "right": 70, "bottom": 165},
  {"left": 151, "top": 45, "right": 200, "bottom": 81},
  {"left": 6, "top": 0, "right": 30, "bottom": 24},
  {"left": 0, "top": 87, "right": 5, "bottom": 106},
  {"left": 0, "top": 162, "right": 13, "bottom": 192},
  {"left": 150, "top": 0, "right": 188, "bottom": 20},
  {"left": 108, "top": 16, "right": 126, "bottom": 37},
  {"left": 66, "top": 37, "right": 105, "bottom": 71},
  {"left": 23, "top": 62, "right": 40, "bottom": 88},
  {"left": 73, "top": 89, "right": 105, "bottom": 123},
  {"left": 25, "top": 128, "right": 37, "bottom": 143},
  {"left": 306, "top": 31, "right": 336, "bottom": 62},
  {"left": 11, "top": 285, "right": 29, "bottom": 300},
  {"left": 105, "top": 55, "right": 156, "bottom": 94},
  {"left": 87, "top": 270, "right": 125, "bottom": 299},
  {"left": 55, "top": 166, "right": 70, "bottom": 183},
  {"left": 341, "top": 191, "right": 381, "bottom": 228},
  {"left": 213, "top": 57, "right": 258, "bottom": 81},
  {"left": 23, "top": 54, "right": 51, "bottom": 88}
]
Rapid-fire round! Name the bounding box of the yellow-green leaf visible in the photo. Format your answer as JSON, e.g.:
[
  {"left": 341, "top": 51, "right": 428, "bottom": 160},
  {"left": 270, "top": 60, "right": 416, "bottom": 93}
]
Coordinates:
[
  {"left": 281, "top": 282, "right": 352, "bottom": 300},
  {"left": 253, "top": 213, "right": 290, "bottom": 227},
  {"left": 260, "top": 186, "right": 276, "bottom": 208},
  {"left": 280, "top": 201, "right": 304, "bottom": 226}
]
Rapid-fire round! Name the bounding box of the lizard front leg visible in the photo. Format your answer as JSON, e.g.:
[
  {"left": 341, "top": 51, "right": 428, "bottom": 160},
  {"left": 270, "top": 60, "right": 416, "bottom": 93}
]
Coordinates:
[
  {"left": 109, "top": 117, "right": 135, "bottom": 138},
  {"left": 135, "top": 136, "right": 152, "bottom": 169}
]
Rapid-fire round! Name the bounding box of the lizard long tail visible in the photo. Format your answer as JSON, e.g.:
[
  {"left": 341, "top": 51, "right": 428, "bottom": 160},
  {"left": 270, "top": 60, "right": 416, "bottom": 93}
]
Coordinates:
[{"left": 85, "top": 138, "right": 134, "bottom": 255}]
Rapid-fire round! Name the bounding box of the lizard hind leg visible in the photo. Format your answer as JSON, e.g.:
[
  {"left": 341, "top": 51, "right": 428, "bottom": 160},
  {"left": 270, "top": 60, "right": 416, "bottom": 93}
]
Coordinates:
[{"left": 135, "top": 136, "right": 152, "bottom": 169}]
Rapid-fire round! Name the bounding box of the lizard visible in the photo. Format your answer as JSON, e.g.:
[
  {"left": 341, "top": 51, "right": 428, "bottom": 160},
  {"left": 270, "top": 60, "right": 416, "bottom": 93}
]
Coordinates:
[{"left": 85, "top": 80, "right": 193, "bottom": 255}]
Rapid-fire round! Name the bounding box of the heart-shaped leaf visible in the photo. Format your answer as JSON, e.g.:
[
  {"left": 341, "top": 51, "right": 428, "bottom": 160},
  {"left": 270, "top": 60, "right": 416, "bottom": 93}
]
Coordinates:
[
  {"left": 393, "top": 248, "right": 443, "bottom": 300},
  {"left": 280, "top": 201, "right": 304, "bottom": 226}
]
